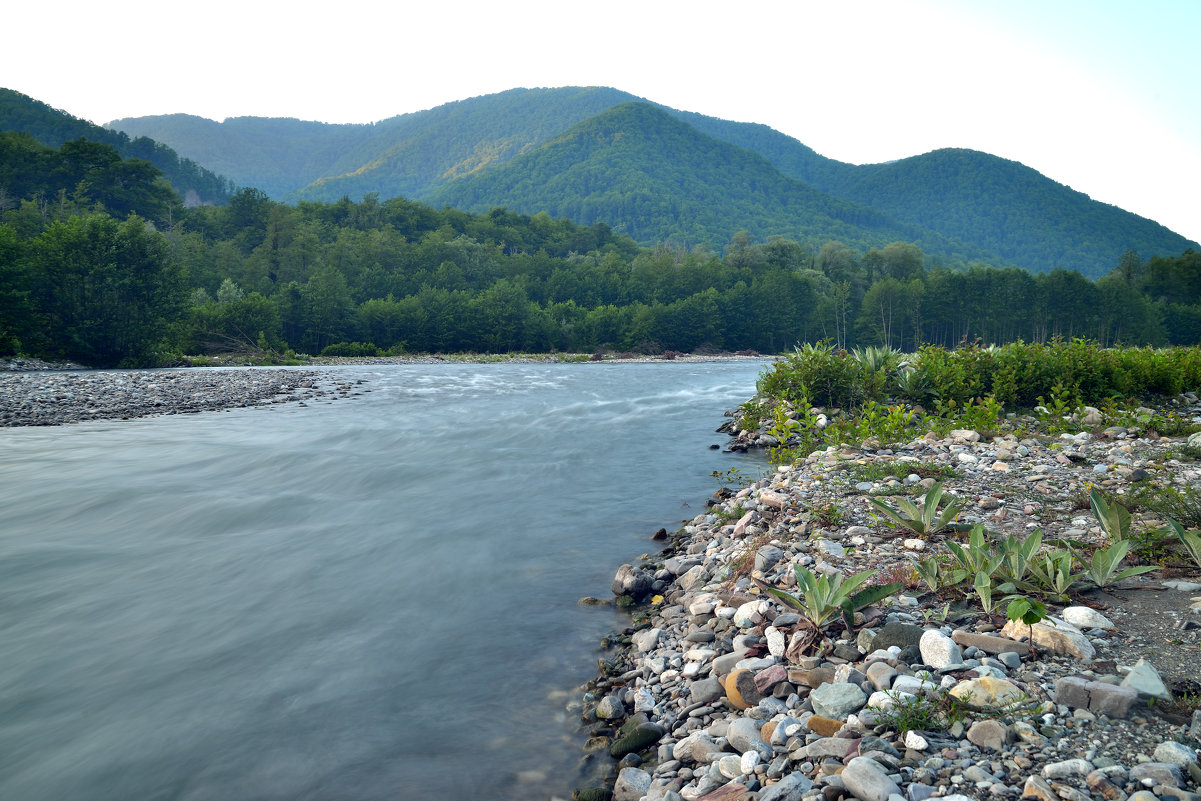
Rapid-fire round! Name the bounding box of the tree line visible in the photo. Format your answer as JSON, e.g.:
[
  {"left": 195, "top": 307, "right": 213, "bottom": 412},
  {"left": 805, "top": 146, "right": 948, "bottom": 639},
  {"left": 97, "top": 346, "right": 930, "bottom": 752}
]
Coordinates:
[{"left": 1, "top": 141, "right": 1198, "bottom": 365}]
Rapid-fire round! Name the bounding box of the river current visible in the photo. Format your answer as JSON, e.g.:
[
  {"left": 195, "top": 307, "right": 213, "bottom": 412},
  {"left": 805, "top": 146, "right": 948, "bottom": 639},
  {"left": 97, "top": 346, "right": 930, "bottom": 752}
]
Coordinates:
[{"left": 0, "top": 360, "right": 767, "bottom": 800}]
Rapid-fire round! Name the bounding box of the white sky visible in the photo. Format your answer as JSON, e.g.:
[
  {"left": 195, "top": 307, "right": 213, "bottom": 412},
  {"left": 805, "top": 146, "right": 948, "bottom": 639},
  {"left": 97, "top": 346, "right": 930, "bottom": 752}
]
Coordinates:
[{"left": 4, "top": 0, "right": 1199, "bottom": 244}]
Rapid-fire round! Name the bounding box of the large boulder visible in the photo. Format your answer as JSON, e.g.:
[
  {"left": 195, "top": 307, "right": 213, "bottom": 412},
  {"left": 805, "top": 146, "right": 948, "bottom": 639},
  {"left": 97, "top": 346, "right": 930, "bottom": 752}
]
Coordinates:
[{"left": 611, "top": 563, "right": 654, "bottom": 601}]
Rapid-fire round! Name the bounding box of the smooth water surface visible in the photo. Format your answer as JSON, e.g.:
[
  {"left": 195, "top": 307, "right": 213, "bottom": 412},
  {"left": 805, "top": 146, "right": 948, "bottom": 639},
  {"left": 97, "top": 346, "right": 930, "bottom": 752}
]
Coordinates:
[{"left": 0, "top": 361, "right": 767, "bottom": 800}]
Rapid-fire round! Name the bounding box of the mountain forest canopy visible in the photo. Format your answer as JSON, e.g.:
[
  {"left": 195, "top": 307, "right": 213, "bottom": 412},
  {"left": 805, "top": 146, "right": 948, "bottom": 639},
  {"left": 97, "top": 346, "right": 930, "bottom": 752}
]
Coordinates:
[
  {"left": 1, "top": 86, "right": 1199, "bottom": 366},
  {"left": 104, "top": 86, "right": 1197, "bottom": 280}
]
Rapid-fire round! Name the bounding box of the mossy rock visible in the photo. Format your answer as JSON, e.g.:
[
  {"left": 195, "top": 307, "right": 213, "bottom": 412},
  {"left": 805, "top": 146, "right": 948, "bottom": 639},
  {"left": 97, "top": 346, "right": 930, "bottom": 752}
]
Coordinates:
[
  {"left": 573, "top": 788, "right": 613, "bottom": 801},
  {"left": 609, "top": 725, "right": 660, "bottom": 759}
]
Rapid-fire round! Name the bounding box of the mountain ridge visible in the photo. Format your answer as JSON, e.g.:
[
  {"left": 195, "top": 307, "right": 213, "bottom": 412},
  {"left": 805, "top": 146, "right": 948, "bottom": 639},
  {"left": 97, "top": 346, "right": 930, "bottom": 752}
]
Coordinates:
[{"left": 99, "top": 86, "right": 1201, "bottom": 277}]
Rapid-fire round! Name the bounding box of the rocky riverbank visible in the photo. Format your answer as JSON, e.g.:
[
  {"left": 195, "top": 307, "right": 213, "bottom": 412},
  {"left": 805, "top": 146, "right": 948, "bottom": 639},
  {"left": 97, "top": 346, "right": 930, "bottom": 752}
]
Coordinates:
[
  {"left": 575, "top": 399, "right": 1201, "bottom": 801},
  {"left": 0, "top": 367, "right": 356, "bottom": 427}
]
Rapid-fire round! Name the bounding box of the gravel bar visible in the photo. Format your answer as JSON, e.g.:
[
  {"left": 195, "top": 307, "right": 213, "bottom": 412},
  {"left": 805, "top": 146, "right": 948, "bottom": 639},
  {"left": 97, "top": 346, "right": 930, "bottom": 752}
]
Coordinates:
[{"left": 0, "top": 368, "right": 342, "bottom": 427}]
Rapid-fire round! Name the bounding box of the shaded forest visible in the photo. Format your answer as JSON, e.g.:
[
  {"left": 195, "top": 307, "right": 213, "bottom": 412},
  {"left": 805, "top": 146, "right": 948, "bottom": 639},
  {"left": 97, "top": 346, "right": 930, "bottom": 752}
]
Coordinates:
[{"left": 1, "top": 137, "right": 1198, "bottom": 366}]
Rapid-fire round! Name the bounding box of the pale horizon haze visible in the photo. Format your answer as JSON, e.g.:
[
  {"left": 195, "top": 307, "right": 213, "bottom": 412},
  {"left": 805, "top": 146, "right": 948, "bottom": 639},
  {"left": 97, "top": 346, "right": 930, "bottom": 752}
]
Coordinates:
[{"left": 4, "top": 0, "right": 1199, "bottom": 246}]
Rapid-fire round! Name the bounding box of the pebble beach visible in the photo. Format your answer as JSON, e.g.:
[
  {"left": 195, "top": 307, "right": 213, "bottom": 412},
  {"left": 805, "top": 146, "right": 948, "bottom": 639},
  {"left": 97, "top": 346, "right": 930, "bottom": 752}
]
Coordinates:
[{"left": 578, "top": 397, "right": 1201, "bottom": 801}]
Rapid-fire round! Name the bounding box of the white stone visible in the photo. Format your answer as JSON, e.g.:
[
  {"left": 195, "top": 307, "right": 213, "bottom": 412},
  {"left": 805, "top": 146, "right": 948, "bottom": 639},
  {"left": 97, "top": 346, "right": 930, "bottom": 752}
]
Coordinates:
[
  {"left": 951, "top": 429, "right": 981, "bottom": 442},
  {"left": 919, "top": 629, "right": 963, "bottom": 668},
  {"left": 902, "top": 538, "right": 926, "bottom": 551},
  {"left": 632, "top": 627, "right": 662, "bottom": 652},
  {"left": 1061, "top": 606, "right": 1116, "bottom": 630},
  {"left": 766, "top": 626, "right": 786, "bottom": 658},
  {"left": 904, "top": 730, "right": 930, "bottom": 751},
  {"left": 740, "top": 750, "right": 762, "bottom": 775}
]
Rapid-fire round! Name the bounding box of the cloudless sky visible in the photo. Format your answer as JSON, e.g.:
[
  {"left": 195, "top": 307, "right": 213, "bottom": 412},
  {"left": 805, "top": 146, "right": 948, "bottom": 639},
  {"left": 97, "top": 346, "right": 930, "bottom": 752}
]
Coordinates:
[{"left": 5, "top": 0, "right": 1199, "bottom": 244}]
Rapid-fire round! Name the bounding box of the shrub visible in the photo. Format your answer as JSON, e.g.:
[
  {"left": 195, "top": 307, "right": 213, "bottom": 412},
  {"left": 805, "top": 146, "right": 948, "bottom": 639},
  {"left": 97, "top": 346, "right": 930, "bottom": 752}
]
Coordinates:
[{"left": 320, "top": 341, "right": 383, "bottom": 357}]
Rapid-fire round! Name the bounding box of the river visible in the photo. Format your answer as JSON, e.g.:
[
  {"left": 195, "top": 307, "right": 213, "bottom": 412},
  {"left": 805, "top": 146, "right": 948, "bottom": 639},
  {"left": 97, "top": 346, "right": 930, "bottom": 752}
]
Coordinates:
[{"left": 0, "top": 360, "right": 767, "bottom": 800}]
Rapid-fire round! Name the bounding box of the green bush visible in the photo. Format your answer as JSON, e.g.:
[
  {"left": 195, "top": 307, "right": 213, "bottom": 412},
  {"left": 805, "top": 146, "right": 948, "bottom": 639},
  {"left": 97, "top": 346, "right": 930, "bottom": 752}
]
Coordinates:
[{"left": 319, "top": 341, "right": 383, "bottom": 357}]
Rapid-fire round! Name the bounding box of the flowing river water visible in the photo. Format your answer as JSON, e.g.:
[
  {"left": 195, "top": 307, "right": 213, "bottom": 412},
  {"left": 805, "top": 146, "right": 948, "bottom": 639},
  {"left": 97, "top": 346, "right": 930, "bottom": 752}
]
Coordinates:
[{"left": 0, "top": 360, "right": 768, "bottom": 801}]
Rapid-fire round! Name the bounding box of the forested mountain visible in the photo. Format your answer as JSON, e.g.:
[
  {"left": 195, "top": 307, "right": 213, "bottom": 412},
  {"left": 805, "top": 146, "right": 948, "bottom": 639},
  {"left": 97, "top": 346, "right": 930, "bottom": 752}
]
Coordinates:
[
  {"left": 2, "top": 121, "right": 1198, "bottom": 365},
  {"left": 104, "top": 86, "right": 1197, "bottom": 278},
  {"left": 111, "top": 87, "right": 639, "bottom": 203},
  {"left": 0, "top": 89, "right": 233, "bottom": 205},
  {"left": 429, "top": 102, "right": 990, "bottom": 262}
]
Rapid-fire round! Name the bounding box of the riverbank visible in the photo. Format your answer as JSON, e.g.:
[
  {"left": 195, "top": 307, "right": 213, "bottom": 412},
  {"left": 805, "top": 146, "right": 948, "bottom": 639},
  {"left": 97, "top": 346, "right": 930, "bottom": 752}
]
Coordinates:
[
  {"left": 577, "top": 401, "right": 1201, "bottom": 801},
  {"left": 0, "top": 368, "right": 351, "bottom": 427}
]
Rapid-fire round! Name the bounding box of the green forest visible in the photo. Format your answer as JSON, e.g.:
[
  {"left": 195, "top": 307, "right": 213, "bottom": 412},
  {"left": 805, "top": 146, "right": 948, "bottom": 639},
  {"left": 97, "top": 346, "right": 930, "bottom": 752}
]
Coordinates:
[
  {"left": 1, "top": 134, "right": 1199, "bottom": 366},
  {"left": 107, "top": 87, "right": 1197, "bottom": 280}
]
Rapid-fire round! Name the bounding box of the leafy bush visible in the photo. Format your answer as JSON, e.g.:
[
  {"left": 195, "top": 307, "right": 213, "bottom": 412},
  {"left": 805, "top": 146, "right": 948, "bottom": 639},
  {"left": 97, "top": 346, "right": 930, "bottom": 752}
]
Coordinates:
[{"left": 320, "top": 341, "right": 383, "bottom": 357}]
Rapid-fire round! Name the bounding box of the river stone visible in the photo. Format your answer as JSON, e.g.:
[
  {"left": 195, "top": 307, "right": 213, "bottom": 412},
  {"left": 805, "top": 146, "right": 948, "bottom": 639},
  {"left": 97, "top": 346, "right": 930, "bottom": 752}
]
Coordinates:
[
  {"left": 596, "top": 695, "right": 625, "bottom": 719},
  {"left": 691, "top": 677, "right": 724, "bottom": 705},
  {"left": 892, "top": 674, "right": 937, "bottom": 695},
  {"left": 1062, "top": 606, "right": 1116, "bottom": 630},
  {"left": 717, "top": 754, "right": 744, "bottom": 779},
  {"left": 1001, "top": 616, "right": 1095, "bottom": 659},
  {"left": 949, "top": 676, "right": 1029, "bottom": 710},
  {"left": 755, "top": 545, "right": 785, "bottom": 572},
  {"left": 1042, "top": 758, "right": 1093, "bottom": 779},
  {"left": 632, "top": 627, "right": 662, "bottom": 652},
  {"left": 610, "top": 724, "right": 662, "bottom": 759},
  {"left": 801, "top": 737, "right": 858, "bottom": 759},
  {"left": 612, "top": 564, "right": 654, "bottom": 601},
  {"left": 673, "top": 731, "right": 721, "bottom": 764},
  {"left": 842, "top": 756, "right": 903, "bottom": 801},
  {"left": 919, "top": 629, "right": 963, "bottom": 668},
  {"left": 677, "top": 564, "right": 709, "bottom": 592},
  {"left": 1120, "top": 658, "right": 1171, "bottom": 699},
  {"left": 733, "top": 600, "right": 766, "bottom": 628},
  {"left": 1188, "top": 431, "right": 1201, "bottom": 448},
  {"left": 810, "top": 681, "right": 867, "bottom": 719},
  {"left": 967, "top": 719, "right": 1013, "bottom": 751},
  {"left": 865, "top": 660, "right": 898, "bottom": 691},
  {"left": 1154, "top": 741, "right": 1199, "bottom": 768},
  {"left": 872, "top": 621, "right": 925, "bottom": 651},
  {"left": 613, "top": 767, "right": 652, "bottom": 801},
  {"left": 724, "top": 668, "right": 764, "bottom": 709},
  {"left": 726, "top": 716, "right": 771, "bottom": 759},
  {"left": 765, "top": 626, "right": 786, "bottom": 658},
  {"left": 758, "top": 772, "right": 816, "bottom": 801},
  {"left": 1129, "top": 762, "right": 1185, "bottom": 787}
]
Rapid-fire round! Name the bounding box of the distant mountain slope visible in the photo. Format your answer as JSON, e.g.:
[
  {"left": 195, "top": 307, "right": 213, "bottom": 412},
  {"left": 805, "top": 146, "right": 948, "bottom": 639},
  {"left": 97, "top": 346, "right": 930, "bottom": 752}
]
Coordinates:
[
  {"left": 428, "top": 102, "right": 993, "bottom": 260},
  {"left": 807, "top": 148, "right": 1197, "bottom": 276},
  {"left": 103, "top": 86, "right": 1198, "bottom": 276},
  {"left": 104, "top": 113, "right": 372, "bottom": 201},
  {"left": 0, "top": 88, "right": 233, "bottom": 205}
]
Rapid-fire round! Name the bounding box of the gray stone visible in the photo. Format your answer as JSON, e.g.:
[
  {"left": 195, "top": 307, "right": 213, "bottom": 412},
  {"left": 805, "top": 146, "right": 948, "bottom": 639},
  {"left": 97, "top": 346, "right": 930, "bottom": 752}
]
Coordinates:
[
  {"left": 1154, "top": 741, "right": 1198, "bottom": 769},
  {"left": 892, "top": 674, "right": 937, "bottom": 695},
  {"left": 801, "top": 737, "right": 859, "bottom": 760},
  {"left": 1054, "top": 675, "right": 1139, "bottom": 718},
  {"left": 612, "top": 563, "right": 655, "bottom": 601},
  {"left": 1022, "top": 776, "right": 1057, "bottom": 801},
  {"left": 726, "top": 716, "right": 772, "bottom": 759},
  {"left": 690, "top": 677, "right": 724, "bottom": 705},
  {"left": 842, "top": 755, "right": 903, "bottom": 801},
  {"left": 632, "top": 627, "right": 662, "bottom": 653},
  {"left": 755, "top": 545, "right": 785, "bottom": 572},
  {"left": 596, "top": 694, "right": 625, "bottom": 719},
  {"left": 871, "top": 621, "right": 925, "bottom": 651},
  {"left": 810, "top": 681, "right": 868, "bottom": 719},
  {"left": 1121, "top": 658, "right": 1171, "bottom": 700},
  {"left": 919, "top": 629, "right": 962, "bottom": 668},
  {"left": 967, "top": 719, "right": 1013, "bottom": 752},
  {"left": 1192, "top": 709, "right": 1201, "bottom": 740},
  {"left": 672, "top": 731, "right": 722, "bottom": 764},
  {"left": 758, "top": 772, "right": 816, "bottom": 801},
  {"left": 614, "top": 767, "right": 652, "bottom": 801},
  {"left": 1129, "top": 762, "right": 1184, "bottom": 787},
  {"left": 865, "top": 660, "right": 898, "bottom": 691},
  {"left": 1042, "top": 758, "right": 1093, "bottom": 779}
]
